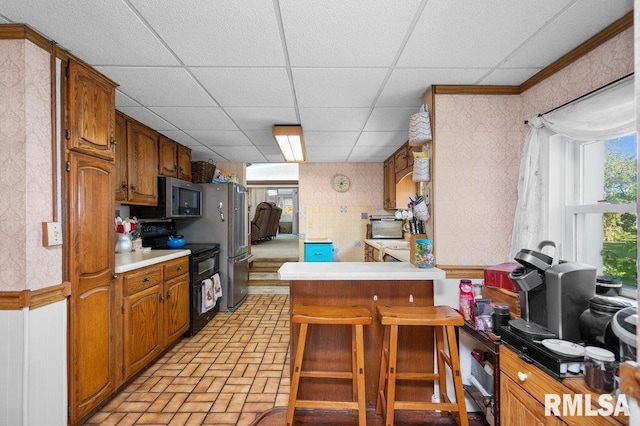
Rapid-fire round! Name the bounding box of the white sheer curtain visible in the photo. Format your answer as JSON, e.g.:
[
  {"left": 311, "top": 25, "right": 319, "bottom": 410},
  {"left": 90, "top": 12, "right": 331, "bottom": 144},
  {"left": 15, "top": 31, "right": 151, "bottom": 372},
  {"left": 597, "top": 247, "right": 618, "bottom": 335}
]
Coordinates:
[{"left": 510, "top": 76, "right": 635, "bottom": 259}]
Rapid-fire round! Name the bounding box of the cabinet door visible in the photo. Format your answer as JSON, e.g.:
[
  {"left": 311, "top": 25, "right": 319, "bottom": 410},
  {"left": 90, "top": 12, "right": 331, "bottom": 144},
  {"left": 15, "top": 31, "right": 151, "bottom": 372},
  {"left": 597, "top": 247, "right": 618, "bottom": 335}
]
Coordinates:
[
  {"left": 501, "top": 374, "right": 565, "bottom": 426},
  {"left": 165, "top": 273, "right": 190, "bottom": 344},
  {"left": 123, "top": 284, "right": 163, "bottom": 380},
  {"left": 394, "top": 146, "right": 409, "bottom": 173},
  {"left": 158, "top": 135, "right": 178, "bottom": 177},
  {"left": 127, "top": 120, "right": 158, "bottom": 205},
  {"left": 114, "top": 111, "right": 128, "bottom": 202},
  {"left": 383, "top": 157, "right": 396, "bottom": 209},
  {"left": 66, "top": 59, "right": 116, "bottom": 160},
  {"left": 66, "top": 152, "right": 116, "bottom": 423},
  {"left": 177, "top": 145, "right": 192, "bottom": 182}
]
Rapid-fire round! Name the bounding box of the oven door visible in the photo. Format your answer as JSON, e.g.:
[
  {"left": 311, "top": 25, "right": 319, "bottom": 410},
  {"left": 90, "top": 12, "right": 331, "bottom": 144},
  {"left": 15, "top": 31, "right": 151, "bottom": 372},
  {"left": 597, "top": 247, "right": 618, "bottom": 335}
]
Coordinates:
[{"left": 191, "top": 250, "right": 219, "bottom": 283}]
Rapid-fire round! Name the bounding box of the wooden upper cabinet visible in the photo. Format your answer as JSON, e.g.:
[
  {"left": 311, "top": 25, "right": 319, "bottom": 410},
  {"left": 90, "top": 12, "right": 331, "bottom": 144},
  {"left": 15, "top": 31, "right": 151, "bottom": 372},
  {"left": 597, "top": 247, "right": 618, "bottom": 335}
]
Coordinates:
[
  {"left": 177, "top": 145, "right": 192, "bottom": 182},
  {"left": 114, "top": 111, "right": 128, "bottom": 202},
  {"left": 158, "top": 135, "right": 193, "bottom": 182},
  {"left": 126, "top": 120, "right": 158, "bottom": 205},
  {"left": 158, "top": 136, "right": 178, "bottom": 177},
  {"left": 383, "top": 156, "right": 396, "bottom": 210},
  {"left": 66, "top": 58, "right": 117, "bottom": 161}
]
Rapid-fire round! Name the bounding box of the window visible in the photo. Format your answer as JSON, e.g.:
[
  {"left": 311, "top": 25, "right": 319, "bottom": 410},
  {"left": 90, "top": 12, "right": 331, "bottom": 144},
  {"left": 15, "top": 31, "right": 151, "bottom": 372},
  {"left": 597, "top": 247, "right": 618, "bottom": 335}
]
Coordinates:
[{"left": 547, "top": 133, "right": 637, "bottom": 292}]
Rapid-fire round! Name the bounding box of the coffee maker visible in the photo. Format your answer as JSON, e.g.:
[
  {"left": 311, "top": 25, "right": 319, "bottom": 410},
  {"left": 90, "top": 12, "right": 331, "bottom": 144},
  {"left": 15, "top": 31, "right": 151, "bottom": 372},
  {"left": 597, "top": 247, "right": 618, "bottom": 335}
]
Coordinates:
[{"left": 508, "top": 241, "right": 596, "bottom": 343}]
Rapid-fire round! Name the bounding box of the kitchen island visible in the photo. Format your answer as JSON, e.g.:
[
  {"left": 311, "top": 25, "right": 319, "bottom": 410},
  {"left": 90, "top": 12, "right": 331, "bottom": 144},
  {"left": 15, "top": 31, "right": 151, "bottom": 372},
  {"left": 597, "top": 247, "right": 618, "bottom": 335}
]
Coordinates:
[{"left": 278, "top": 262, "right": 446, "bottom": 406}]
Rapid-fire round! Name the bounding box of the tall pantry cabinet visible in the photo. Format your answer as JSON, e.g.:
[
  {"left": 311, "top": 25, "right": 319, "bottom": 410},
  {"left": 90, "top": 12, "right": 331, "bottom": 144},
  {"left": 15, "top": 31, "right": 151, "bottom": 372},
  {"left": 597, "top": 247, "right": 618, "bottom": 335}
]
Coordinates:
[{"left": 64, "top": 57, "right": 118, "bottom": 424}]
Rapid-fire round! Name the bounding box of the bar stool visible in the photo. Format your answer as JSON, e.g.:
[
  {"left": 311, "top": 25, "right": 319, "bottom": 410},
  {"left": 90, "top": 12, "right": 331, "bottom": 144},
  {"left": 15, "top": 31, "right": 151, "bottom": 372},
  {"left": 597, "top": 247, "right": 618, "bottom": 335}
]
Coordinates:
[
  {"left": 376, "top": 305, "right": 468, "bottom": 426},
  {"left": 286, "top": 304, "right": 373, "bottom": 426}
]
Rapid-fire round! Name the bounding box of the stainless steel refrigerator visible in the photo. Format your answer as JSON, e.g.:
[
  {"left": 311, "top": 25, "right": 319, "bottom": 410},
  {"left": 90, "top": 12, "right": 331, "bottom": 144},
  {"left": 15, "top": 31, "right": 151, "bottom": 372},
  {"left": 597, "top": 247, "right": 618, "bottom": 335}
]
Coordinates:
[{"left": 178, "top": 182, "right": 251, "bottom": 311}]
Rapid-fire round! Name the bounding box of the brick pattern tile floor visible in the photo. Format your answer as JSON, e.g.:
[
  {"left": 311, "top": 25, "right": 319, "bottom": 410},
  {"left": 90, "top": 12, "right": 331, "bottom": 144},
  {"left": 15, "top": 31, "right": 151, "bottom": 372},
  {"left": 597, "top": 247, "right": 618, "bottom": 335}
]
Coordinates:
[{"left": 86, "top": 294, "right": 290, "bottom": 426}]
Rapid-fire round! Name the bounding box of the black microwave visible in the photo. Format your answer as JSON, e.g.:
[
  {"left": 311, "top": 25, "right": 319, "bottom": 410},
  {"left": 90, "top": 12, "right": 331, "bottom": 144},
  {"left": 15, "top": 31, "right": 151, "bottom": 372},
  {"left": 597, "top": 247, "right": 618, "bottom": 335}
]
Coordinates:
[{"left": 130, "top": 177, "right": 203, "bottom": 219}]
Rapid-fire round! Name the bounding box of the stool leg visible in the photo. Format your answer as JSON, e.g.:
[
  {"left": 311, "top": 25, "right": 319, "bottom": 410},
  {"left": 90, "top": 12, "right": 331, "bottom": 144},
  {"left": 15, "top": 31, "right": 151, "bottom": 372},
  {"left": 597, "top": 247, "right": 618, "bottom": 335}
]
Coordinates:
[
  {"left": 446, "top": 325, "right": 468, "bottom": 426},
  {"left": 385, "top": 324, "right": 399, "bottom": 426},
  {"left": 286, "top": 323, "right": 308, "bottom": 426},
  {"left": 376, "top": 324, "right": 390, "bottom": 415},
  {"left": 354, "top": 324, "right": 367, "bottom": 426},
  {"left": 434, "top": 325, "right": 448, "bottom": 417}
]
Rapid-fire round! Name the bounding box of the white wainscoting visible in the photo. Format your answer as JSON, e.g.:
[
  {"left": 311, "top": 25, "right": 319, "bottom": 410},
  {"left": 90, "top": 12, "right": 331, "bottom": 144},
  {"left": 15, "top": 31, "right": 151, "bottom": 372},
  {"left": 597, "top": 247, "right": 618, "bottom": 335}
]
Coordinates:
[{"left": 0, "top": 299, "right": 67, "bottom": 426}]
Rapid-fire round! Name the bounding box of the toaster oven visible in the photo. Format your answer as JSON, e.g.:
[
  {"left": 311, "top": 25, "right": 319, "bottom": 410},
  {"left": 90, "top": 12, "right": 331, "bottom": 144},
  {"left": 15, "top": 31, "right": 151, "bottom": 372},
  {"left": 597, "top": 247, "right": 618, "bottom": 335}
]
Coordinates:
[{"left": 370, "top": 215, "right": 403, "bottom": 239}]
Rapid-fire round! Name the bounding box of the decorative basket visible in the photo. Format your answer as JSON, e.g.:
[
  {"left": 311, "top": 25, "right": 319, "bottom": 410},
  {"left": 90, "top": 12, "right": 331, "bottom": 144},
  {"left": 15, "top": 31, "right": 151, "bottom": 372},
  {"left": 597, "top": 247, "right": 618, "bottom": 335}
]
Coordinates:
[
  {"left": 408, "top": 104, "right": 432, "bottom": 146},
  {"left": 191, "top": 160, "right": 216, "bottom": 183},
  {"left": 413, "top": 156, "right": 431, "bottom": 182}
]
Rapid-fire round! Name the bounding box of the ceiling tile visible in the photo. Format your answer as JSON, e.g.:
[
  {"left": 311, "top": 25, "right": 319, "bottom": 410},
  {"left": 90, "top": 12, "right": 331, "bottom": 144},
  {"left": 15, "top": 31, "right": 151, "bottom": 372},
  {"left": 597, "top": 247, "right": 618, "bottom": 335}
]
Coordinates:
[
  {"left": 356, "top": 131, "right": 408, "bottom": 147},
  {"left": 186, "top": 130, "right": 252, "bottom": 146},
  {"left": 304, "top": 131, "right": 359, "bottom": 148},
  {"left": 157, "top": 130, "right": 201, "bottom": 147},
  {"left": 377, "top": 68, "right": 492, "bottom": 107},
  {"left": 480, "top": 68, "right": 542, "bottom": 85},
  {"left": 293, "top": 68, "right": 389, "bottom": 107},
  {"left": 224, "top": 108, "right": 298, "bottom": 131},
  {"left": 97, "top": 67, "right": 216, "bottom": 107},
  {"left": 211, "top": 145, "right": 268, "bottom": 163},
  {"left": 398, "top": 0, "right": 572, "bottom": 68},
  {"left": 191, "top": 67, "right": 294, "bottom": 107},
  {"left": 348, "top": 145, "right": 397, "bottom": 162},
  {"left": 149, "top": 106, "right": 238, "bottom": 131},
  {"left": 364, "top": 108, "right": 416, "bottom": 132},
  {"left": 299, "top": 108, "right": 370, "bottom": 131},
  {"left": 306, "top": 146, "right": 351, "bottom": 162},
  {"left": 116, "top": 107, "right": 177, "bottom": 131},
  {"left": 0, "top": 0, "right": 178, "bottom": 66},
  {"left": 245, "top": 131, "right": 279, "bottom": 147},
  {"left": 115, "top": 91, "right": 141, "bottom": 108},
  {"left": 279, "top": 0, "right": 423, "bottom": 67},
  {"left": 502, "top": 0, "right": 633, "bottom": 68},
  {"left": 130, "top": 0, "right": 286, "bottom": 66},
  {"left": 189, "top": 146, "right": 226, "bottom": 162}
]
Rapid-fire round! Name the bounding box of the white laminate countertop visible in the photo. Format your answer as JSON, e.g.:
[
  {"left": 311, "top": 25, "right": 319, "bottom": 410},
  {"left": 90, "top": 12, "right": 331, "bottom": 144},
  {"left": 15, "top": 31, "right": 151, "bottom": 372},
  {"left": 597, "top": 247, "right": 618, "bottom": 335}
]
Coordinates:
[
  {"left": 115, "top": 249, "right": 191, "bottom": 273},
  {"left": 278, "top": 261, "right": 445, "bottom": 281}
]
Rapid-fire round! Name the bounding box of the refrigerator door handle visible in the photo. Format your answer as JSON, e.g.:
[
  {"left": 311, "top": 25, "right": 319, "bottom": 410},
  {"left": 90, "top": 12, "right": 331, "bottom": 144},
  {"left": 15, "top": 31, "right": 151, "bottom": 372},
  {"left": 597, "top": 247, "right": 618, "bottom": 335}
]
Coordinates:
[{"left": 218, "top": 202, "right": 225, "bottom": 221}]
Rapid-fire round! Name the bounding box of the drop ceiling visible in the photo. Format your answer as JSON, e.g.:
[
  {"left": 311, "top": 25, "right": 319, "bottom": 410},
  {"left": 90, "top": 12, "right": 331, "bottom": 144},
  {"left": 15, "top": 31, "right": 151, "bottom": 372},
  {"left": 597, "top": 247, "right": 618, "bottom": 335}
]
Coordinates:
[{"left": 0, "top": 0, "right": 633, "bottom": 163}]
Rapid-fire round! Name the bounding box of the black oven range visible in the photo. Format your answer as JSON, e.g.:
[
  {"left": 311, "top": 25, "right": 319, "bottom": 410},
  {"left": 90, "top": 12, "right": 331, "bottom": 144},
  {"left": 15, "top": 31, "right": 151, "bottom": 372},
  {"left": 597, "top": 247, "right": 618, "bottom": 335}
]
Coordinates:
[{"left": 140, "top": 221, "right": 220, "bottom": 337}]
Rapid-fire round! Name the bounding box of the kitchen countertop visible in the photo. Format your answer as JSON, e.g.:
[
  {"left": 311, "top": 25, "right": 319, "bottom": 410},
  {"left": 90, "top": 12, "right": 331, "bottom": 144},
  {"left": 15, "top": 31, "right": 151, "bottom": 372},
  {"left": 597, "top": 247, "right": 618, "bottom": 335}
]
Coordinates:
[
  {"left": 364, "top": 238, "right": 411, "bottom": 262},
  {"left": 278, "top": 261, "right": 445, "bottom": 280},
  {"left": 115, "top": 249, "right": 191, "bottom": 273}
]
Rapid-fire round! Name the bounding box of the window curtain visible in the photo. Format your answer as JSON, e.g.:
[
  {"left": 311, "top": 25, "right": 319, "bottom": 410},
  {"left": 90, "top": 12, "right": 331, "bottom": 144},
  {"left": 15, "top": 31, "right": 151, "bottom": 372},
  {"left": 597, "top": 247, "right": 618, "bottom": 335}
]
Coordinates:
[{"left": 510, "top": 75, "right": 635, "bottom": 259}]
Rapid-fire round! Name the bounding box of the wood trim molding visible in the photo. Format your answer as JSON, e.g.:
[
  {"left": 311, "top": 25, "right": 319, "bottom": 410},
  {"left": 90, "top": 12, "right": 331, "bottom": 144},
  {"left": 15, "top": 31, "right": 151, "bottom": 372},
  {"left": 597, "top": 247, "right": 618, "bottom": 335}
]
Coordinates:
[
  {"left": 437, "top": 265, "right": 485, "bottom": 279},
  {"left": 0, "top": 281, "right": 71, "bottom": 310},
  {"left": 433, "top": 85, "right": 520, "bottom": 95}
]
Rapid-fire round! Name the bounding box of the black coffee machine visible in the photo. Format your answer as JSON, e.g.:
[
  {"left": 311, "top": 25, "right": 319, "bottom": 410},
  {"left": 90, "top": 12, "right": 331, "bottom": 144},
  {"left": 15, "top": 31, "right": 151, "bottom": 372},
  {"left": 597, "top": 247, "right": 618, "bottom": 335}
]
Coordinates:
[{"left": 507, "top": 241, "right": 596, "bottom": 343}]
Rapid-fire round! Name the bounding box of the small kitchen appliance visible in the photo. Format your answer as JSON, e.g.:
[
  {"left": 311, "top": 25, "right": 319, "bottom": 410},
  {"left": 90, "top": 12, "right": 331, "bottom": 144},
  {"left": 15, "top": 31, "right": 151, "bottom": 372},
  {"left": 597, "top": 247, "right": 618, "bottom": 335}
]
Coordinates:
[
  {"left": 369, "top": 215, "right": 403, "bottom": 239},
  {"left": 130, "top": 177, "right": 203, "bottom": 219}
]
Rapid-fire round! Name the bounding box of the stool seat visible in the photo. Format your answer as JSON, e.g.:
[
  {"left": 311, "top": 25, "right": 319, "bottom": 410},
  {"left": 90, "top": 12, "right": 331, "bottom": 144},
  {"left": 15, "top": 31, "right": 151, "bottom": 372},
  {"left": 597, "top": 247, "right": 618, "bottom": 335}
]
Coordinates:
[
  {"left": 287, "top": 304, "right": 373, "bottom": 426},
  {"left": 376, "top": 305, "right": 468, "bottom": 426},
  {"left": 293, "top": 304, "right": 373, "bottom": 325},
  {"left": 377, "top": 305, "right": 464, "bottom": 326}
]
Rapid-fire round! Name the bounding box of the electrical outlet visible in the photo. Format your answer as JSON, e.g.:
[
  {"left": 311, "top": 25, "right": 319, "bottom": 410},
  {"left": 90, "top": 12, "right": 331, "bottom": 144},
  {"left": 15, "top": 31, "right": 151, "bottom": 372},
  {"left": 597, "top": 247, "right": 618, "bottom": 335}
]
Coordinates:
[{"left": 43, "top": 222, "right": 63, "bottom": 246}]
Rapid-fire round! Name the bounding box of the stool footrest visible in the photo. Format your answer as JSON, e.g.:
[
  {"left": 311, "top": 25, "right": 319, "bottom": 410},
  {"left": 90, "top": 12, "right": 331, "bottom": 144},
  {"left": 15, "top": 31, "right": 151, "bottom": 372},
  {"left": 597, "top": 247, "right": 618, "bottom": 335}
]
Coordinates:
[
  {"left": 395, "top": 372, "right": 439, "bottom": 381},
  {"left": 394, "top": 400, "right": 460, "bottom": 412},
  {"left": 296, "top": 400, "right": 359, "bottom": 410},
  {"left": 300, "top": 370, "right": 353, "bottom": 380}
]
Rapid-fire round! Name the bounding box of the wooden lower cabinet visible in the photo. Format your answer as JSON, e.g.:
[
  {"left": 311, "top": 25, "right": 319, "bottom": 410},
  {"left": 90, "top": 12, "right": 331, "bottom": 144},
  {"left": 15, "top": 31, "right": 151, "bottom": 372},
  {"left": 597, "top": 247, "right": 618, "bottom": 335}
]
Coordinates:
[
  {"left": 500, "top": 346, "right": 627, "bottom": 426},
  {"left": 121, "top": 257, "right": 190, "bottom": 382}
]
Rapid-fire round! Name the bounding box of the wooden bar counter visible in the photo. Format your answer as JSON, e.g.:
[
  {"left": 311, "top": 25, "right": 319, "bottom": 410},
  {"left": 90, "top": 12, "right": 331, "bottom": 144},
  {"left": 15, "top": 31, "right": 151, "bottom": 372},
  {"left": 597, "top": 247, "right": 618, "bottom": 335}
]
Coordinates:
[{"left": 278, "top": 262, "right": 446, "bottom": 407}]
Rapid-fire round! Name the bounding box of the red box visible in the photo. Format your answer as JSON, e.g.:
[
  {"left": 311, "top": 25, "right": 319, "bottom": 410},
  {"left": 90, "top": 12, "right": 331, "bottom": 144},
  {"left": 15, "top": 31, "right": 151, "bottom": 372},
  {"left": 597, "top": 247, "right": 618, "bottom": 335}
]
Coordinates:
[{"left": 484, "top": 263, "right": 519, "bottom": 292}]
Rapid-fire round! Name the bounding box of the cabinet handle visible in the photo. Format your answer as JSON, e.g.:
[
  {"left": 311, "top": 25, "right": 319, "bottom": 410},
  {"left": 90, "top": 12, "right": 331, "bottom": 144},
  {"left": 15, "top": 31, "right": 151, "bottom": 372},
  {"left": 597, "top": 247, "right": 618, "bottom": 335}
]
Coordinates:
[
  {"left": 176, "top": 266, "right": 182, "bottom": 271},
  {"left": 517, "top": 371, "right": 527, "bottom": 382},
  {"left": 159, "top": 294, "right": 164, "bottom": 302},
  {"left": 142, "top": 276, "right": 150, "bottom": 283},
  {"left": 110, "top": 137, "right": 117, "bottom": 146},
  {"left": 373, "top": 294, "right": 378, "bottom": 302},
  {"left": 121, "top": 182, "right": 127, "bottom": 190},
  {"left": 112, "top": 272, "right": 118, "bottom": 280},
  {"left": 166, "top": 290, "right": 172, "bottom": 299},
  {"left": 130, "top": 184, "right": 136, "bottom": 191},
  {"left": 409, "top": 294, "right": 414, "bottom": 303}
]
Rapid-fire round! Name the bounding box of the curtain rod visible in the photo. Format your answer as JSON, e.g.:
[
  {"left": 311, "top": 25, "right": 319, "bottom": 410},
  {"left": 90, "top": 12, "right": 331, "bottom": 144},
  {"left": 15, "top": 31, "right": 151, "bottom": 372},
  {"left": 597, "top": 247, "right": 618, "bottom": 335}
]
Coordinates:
[{"left": 524, "top": 72, "right": 634, "bottom": 124}]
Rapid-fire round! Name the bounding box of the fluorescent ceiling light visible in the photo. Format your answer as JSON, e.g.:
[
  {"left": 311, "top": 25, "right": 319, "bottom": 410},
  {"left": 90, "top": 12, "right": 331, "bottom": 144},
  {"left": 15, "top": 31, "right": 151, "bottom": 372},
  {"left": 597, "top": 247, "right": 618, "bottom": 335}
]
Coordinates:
[{"left": 273, "top": 125, "right": 306, "bottom": 162}]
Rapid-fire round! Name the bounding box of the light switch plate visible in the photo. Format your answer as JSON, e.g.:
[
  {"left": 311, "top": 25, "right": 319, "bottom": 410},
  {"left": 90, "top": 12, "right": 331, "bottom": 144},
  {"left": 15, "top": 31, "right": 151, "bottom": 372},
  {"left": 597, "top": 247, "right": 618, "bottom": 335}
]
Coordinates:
[{"left": 43, "top": 222, "right": 63, "bottom": 246}]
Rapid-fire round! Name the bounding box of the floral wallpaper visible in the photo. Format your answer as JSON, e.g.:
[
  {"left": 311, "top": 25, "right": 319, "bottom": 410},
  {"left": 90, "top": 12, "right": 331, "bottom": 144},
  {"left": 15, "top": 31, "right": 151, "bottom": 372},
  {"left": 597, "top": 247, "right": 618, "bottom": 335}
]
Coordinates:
[
  {"left": 0, "top": 39, "right": 61, "bottom": 291},
  {"left": 433, "top": 28, "right": 633, "bottom": 266}
]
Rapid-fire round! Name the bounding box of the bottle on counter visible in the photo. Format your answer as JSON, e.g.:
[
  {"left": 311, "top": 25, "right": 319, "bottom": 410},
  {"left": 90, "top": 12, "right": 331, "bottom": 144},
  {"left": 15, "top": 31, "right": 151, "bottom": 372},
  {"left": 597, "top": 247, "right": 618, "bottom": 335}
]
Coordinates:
[
  {"left": 414, "top": 238, "right": 436, "bottom": 268},
  {"left": 459, "top": 279, "right": 475, "bottom": 322}
]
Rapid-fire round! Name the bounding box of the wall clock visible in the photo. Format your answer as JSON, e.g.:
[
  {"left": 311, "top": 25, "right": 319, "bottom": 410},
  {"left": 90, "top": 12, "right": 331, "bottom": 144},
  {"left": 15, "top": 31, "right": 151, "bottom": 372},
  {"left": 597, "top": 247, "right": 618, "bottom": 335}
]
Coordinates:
[{"left": 332, "top": 174, "right": 350, "bottom": 192}]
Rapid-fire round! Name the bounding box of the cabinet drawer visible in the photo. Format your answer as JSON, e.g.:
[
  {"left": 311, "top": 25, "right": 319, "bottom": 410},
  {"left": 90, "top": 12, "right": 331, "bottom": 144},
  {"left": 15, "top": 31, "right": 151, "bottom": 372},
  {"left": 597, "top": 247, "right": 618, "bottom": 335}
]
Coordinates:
[
  {"left": 304, "top": 242, "right": 333, "bottom": 262},
  {"left": 123, "top": 265, "right": 162, "bottom": 295},
  {"left": 500, "top": 345, "right": 565, "bottom": 404},
  {"left": 163, "top": 256, "right": 189, "bottom": 281}
]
